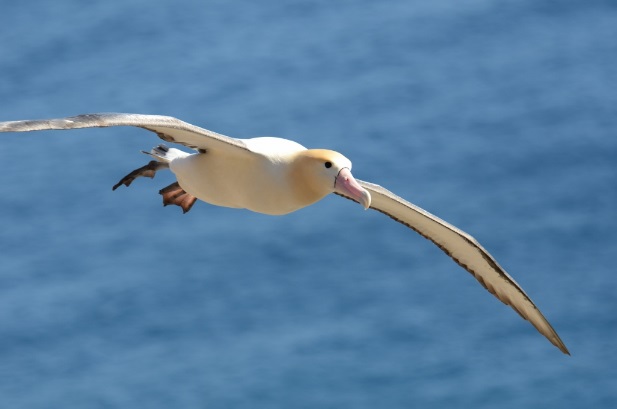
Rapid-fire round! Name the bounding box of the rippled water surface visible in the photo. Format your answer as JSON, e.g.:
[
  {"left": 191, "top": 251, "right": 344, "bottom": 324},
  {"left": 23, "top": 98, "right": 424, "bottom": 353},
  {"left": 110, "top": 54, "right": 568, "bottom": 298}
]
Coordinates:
[{"left": 1, "top": 1, "right": 616, "bottom": 407}]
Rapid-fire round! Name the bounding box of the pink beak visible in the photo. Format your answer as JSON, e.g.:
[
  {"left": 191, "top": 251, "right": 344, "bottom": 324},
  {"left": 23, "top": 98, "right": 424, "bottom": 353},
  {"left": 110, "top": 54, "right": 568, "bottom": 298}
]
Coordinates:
[{"left": 334, "top": 168, "right": 371, "bottom": 209}]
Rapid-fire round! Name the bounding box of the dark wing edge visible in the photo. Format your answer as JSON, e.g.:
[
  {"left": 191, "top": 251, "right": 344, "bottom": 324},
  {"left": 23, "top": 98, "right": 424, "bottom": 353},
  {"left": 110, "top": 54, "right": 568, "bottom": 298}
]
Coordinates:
[
  {"left": 0, "top": 113, "right": 249, "bottom": 152},
  {"left": 340, "top": 179, "right": 569, "bottom": 355}
]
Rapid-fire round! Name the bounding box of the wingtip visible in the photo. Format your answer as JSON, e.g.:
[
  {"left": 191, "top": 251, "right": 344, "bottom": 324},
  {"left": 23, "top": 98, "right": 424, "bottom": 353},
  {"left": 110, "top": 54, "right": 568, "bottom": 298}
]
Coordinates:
[
  {"left": 548, "top": 330, "right": 570, "bottom": 355},
  {"left": 557, "top": 341, "right": 571, "bottom": 356}
]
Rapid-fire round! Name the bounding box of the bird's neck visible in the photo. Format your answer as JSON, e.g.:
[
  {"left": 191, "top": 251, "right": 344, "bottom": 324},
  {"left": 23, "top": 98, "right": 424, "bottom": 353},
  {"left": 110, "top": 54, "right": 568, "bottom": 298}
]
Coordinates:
[{"left": 285, "top": 154, "right": 330, "bottom": 208}]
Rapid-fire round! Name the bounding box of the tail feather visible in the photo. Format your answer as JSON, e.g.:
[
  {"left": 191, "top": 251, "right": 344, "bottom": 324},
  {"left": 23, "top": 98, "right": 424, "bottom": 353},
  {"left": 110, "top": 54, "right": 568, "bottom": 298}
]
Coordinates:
[{"left": 144, "top": 144, "right": 189, "bottom": 163}]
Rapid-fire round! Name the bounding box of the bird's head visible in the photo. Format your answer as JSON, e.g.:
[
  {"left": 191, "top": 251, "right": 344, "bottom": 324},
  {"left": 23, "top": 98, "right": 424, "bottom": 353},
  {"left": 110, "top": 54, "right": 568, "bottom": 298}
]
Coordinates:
[{"left": 292, "top": 149, "right": 371, "bottom": 209}]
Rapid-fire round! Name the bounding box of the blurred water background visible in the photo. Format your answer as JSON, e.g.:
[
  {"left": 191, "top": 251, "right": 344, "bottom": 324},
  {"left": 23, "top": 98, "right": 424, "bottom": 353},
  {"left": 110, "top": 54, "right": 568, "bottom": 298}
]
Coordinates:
[{"left": 1, "top": 0, "right": 616, "bottom": 407}]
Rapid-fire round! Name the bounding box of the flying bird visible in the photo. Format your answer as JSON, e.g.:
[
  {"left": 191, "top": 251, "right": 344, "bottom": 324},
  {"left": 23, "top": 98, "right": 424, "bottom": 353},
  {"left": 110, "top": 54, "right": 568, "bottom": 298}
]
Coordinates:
[{"left": 0, "top": 113, "right": 569, "bottom": 355}]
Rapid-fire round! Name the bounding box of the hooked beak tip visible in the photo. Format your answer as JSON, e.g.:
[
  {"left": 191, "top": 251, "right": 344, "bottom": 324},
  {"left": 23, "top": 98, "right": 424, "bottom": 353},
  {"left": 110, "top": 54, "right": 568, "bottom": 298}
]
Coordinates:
[
  {"left": 360, "top": 190, "right": 371, "bottom": 210},
  {"left": 335, "top": 168, "right": 371, "bottom": 210}
]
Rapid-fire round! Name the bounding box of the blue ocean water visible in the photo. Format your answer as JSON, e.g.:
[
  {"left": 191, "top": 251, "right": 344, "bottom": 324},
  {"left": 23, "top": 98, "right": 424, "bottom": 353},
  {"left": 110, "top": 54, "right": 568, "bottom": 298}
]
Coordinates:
[{"left": 1, "top": 0, "right": 616, "bottom": 407}]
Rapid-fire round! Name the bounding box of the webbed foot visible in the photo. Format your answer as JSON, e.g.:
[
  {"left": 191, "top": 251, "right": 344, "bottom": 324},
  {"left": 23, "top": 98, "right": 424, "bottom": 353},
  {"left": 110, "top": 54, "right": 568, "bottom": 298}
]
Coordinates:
[
  {"left": 159, "top": 182, "right": 197, "bottom": 214},
  {"left": 112, "top": 160, "right": 169, "bottom": 190}
]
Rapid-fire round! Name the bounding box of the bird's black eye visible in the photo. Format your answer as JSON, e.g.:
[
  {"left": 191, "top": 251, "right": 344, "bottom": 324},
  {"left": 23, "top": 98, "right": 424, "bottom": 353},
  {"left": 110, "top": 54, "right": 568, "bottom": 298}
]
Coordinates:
[{"left": 324, "top": 161, "right": 332, "bottom": 168}]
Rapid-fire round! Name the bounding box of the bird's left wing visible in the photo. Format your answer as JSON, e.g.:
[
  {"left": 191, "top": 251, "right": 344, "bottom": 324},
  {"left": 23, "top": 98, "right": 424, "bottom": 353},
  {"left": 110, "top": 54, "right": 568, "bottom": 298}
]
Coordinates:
[
  {"left": 345, "top": 180, "right": 570, "bottom": 355},
  {"left": 0, "top": 113, "right": 250, "bottom": 155}
]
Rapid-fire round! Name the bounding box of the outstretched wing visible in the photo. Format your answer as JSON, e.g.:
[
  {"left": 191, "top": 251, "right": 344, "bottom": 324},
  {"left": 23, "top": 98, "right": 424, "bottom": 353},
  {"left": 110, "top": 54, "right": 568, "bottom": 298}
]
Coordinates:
[
  {"left": 0, "top": 113, "right": 249, "bottom": 154},
  {"left": 346, "top": 180, "right": 570, "bottom": 355}
]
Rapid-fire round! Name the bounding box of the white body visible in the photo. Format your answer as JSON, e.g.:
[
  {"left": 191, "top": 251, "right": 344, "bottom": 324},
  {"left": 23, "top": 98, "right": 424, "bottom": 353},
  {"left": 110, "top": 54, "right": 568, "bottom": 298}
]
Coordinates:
[{"left": 170, "top": 137, "right": 311, "bottom": 215}]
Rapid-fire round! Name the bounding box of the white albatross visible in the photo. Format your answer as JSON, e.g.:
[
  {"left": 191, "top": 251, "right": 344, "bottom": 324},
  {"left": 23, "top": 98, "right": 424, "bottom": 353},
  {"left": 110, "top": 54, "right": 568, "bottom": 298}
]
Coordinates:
[{"left": 0, "top": 113, "right": 569, "bottom": 355}]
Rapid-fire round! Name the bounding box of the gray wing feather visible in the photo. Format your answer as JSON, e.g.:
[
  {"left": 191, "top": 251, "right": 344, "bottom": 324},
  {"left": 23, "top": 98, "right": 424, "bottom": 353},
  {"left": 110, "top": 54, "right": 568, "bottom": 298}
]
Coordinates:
[{"left": 0, "top": 113, "right": 249, "bottom": 153}]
